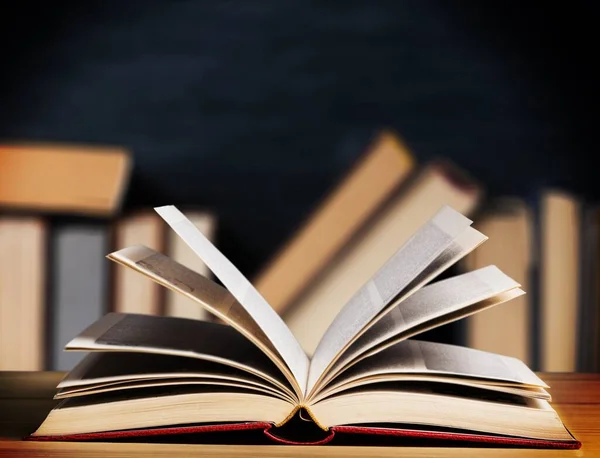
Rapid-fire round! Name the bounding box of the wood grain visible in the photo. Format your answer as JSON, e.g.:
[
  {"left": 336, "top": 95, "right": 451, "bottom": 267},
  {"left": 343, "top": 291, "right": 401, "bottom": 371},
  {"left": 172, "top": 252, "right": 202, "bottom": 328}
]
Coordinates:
[{"left": 1, "top": 372, "right": 598, "bottom": 457}]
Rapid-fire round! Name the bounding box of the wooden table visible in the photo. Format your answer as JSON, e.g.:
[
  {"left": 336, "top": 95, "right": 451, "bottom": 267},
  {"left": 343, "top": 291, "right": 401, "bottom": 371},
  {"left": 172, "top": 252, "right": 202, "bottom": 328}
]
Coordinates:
[{"left": 0, "top": 372, "right": 598, "bottom": 457}]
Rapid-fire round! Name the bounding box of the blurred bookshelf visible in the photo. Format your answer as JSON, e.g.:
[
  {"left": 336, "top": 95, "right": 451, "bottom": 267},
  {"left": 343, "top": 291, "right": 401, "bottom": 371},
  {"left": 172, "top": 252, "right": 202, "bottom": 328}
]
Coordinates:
[
  {"left": 0, "top": 143, "right": 217, "bottom": 372},
  {"left": 0, "top": 134, "right": 598, "bottom": 375}
]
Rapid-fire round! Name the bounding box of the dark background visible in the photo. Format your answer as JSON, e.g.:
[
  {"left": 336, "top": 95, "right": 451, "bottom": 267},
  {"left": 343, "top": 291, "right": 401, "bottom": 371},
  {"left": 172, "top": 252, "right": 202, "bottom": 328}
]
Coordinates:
[{"left": 1, "top": 0, "right": 598, "bottom": 277}]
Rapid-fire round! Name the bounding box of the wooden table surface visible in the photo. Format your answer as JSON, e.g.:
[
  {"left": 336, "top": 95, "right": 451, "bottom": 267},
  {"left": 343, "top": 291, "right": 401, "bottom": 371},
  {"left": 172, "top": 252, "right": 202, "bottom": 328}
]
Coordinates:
[{"left": 0, "top": 372, "right": 598, "bottom": 457}]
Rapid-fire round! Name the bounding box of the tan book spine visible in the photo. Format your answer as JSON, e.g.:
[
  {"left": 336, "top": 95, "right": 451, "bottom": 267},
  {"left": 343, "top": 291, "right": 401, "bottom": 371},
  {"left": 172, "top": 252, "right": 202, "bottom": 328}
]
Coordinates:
[
  {"left": 464, "top": 199, "right": 532, "bottom": 364},
  {"left": 0, "top": 216, "right": 46, "bottom": 370},
  {"left": 0, "top": 143, "right": 131, "bottom": 216},
  {"left": 165, "top": 211, "right": 216, "bottom": 320},
  {"left": 540, "top": 191, "right": 580, "bottom": 372},
  {"left": 254, "top": 130, "right": 415, "bottom": 314},
  {"left": 112, "top": 211, "right": 165, "bottom": 315}
]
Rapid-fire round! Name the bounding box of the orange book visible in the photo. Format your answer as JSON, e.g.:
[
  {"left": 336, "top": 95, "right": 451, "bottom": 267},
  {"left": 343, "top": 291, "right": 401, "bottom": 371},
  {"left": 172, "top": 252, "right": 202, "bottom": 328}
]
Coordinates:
[
  {"left": 0, "top": 143, "right": 131, "bottom": 216},
  {"left": 254, "top": 130, "right": 415, "bottom": 314}
]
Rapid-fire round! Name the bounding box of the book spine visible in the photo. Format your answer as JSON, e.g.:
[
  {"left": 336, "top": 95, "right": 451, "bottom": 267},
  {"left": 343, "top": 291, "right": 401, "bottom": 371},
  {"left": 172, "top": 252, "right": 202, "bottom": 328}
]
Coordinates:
[
  {"left": 528, "top": 190, "right": 542, "bottom": 371},
  {"left": 49, "top": 223, "right": 109, "bottom": 370}
]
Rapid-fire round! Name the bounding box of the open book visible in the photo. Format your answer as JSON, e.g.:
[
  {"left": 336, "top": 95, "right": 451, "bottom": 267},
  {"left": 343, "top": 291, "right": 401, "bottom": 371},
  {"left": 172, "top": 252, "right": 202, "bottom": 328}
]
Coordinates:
[{"left": 29, "top": 206, "right": 580, "bottom": 448}]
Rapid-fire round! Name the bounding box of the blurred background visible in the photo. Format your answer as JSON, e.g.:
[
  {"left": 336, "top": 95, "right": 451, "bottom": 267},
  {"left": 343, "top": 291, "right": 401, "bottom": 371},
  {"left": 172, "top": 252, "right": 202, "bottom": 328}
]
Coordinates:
[{"left": 0, "top": 1, "right": 598, "bottom": 373}]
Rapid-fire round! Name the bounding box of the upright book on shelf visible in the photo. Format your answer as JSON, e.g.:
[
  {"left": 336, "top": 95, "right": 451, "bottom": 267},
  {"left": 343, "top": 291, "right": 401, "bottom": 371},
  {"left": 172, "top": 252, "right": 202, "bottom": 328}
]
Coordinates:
[
  {"left": 111, "top": 211, "right": 165, "bottom": 315},
  {"left": 164, "top": 210, "right": 215, "bottom": 321},
  {"left": 537, "top": 190, "right": 581, "bottom": 372},
  {"left": 254, "top": 130, "right": 415, "bottom": 315},
  {"left": 0, "top": 216, "right": 46, "bottom": 370},
  {"left": 50, "top": 222, "right": 110, "bottom": 371},
  {"left": 29, "top": 206, "right": 579, "bottom": 449},
  {"left": 462, "top": 198, "right": 533, "bottom": 365}
]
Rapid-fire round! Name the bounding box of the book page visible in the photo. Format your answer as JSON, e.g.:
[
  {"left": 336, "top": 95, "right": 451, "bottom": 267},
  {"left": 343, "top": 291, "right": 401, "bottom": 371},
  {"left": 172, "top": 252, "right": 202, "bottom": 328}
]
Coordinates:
[
  {"left": 108, "top": 245, "right": 303, "bottom": 399},
  {"left": 61, "top": 351, "right": 267, "bottom": 386},
  {"left": 311, "top": 225, "right": 491, "bottom": 395},
  {"left": 57, "top": 351, "right": 293, "bottom": 402},
  {"left": 66, "top": 313, "right": 297, "bottom": 402},
  {"left": 154, "top": 206, "right": 309, "bottom": 394},
  {"left": 320, "top": 289, "right": 524, "bottom": 392},
  {"left": 314, "top": 373, "right": 549, "bottom": 404},
  {"left": 57, "top": 378, "right": 291, "bottom": 402},
  {"left": 309, "top": 387, "right": 572, "bottom": 441},
  {"left": 325, "top": 265, "right": 520, "bottom": 382},
  {"left": 307, "top": 206, "right": 473, "bottom": 393},
  {"left": 327, "top": 340, "right": 548, "bottom": 390}
]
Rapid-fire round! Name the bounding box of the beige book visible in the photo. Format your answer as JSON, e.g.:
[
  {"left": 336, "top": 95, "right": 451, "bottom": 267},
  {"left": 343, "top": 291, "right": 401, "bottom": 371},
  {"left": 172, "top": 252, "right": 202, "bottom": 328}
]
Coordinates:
[
  {"left": 0, "top": 143, "right": 131, "bottom": 216},
  {"left": 540, "top": 191, "right": 580, "bottom": 372},
  {"left": 165, "top": 211, "right": 215, "bottom": 320},
  {"left": 30, "top": 205, "right": 578, "bottom": 448},
  {"left": 463, "top": 199, "right": 533, "bottom": 364},
  {"left": 254, "top": 130, "right": 415, "bottom": 314},
  {"left": 112, "top": 211, "right": 165, "bottom": 315},
  {"left": 285, "top": 162, "right": 482, "bottom": 355},
  {"left": 0, "top": 217, "right": 46, "bottom": 370}
]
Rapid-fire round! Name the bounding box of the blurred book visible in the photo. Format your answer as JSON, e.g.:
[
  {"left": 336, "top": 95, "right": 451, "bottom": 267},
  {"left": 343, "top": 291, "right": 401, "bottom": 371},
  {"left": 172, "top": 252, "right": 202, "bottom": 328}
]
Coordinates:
[
  {"left": 285, "top": 161, "right": 482, "bottom": 355},
  {"left": 462, "top": 198, "right": 533, "bottom": 365},
  {"left": 112, "top": 211, "right": 165, "bottom": 315},
  {"left": 0, "top": 216, "right": 46, "bottom": 370},
  {"left": 165, "top": 210, "right": 216, "bottom": 320},
  {"left": 578, "top": 203, "right": 600, "bottom": 372},
  {"left": 537, "top": 190, "right": 580, "bottom": 372},
  {"left": 50, "top": 222, "right": 110, "bottom": 370},
  {"left": 111, "top": 208, "right": 217, "bottom": 319},
  {"left": 0, "top": 143, "right": 131, "bottom": 216},
  {"left": 254, "top": 130, "right": 415, "bottom": 315}
]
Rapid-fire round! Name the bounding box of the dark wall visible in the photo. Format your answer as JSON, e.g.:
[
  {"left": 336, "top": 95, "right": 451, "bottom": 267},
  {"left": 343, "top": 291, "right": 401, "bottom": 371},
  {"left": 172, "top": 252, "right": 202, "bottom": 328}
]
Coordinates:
[{"left": 1, "top": 1, "right": 598, "bottom": 276}]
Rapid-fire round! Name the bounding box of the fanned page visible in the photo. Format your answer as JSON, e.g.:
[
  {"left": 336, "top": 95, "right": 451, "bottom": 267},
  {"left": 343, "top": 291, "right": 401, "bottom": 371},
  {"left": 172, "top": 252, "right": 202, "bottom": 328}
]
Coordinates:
[
  {"left": 153, "top": 206, "right": 310, "bottom": 394},
  {"left": 107, "top": 246, "right": 303, "bottom": 399},
  {"left": 58, "top": 352, "right": 293, "bottom": 403},
  {"left": 65, "top": 313, "right": 297, "bottom": 401},
  {"left": 312, "top": 340, "right": 548, "bottom": 404},
  {"left": 307, "top": 206, "right": 475, "bottom": 393},
  {"left": 316, "top": 265, "right": 524, "bottom": 390}
]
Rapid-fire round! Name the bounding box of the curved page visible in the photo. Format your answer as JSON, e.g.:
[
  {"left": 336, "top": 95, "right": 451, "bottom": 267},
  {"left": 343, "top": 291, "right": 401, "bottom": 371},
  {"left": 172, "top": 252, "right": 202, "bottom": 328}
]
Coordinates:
[
  {"left": 318, "top": 265, "right": 520, "bottom": 389},
  {"left": 59, "top": 352, "right": 295, "bottom": 402},
  {"left": 57, "top": 379, "right": 292, "bottom": 402},
  {"left": 108, "top": 246, "right": 302, "bottom": 399},
  {"left": 154, "top": 205, "right": 309, "bottom": 393},
  {"left": 314, "top": 226, "right": 490, "bottom": 394},
  {"left": 312, "top": 375, "right": 550, "bottom": 404},
  {"left": 61, "top": 351, "right": 270, "bottom": 387},
  {"left": 307, "top": 206, "right": 476, "bottom": 394},
  {"left": 322, "top": 340, "right": 548, "bottom": 398},
  {"left": 65, "top": 313, "right": 297, "bottom": 401}
]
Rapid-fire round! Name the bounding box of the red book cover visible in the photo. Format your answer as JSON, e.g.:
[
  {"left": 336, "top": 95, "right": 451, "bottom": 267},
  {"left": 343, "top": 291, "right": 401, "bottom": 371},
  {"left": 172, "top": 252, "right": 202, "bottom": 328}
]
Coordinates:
[{"left": 27, "top": 421, "right": 581, "bottom": 449}]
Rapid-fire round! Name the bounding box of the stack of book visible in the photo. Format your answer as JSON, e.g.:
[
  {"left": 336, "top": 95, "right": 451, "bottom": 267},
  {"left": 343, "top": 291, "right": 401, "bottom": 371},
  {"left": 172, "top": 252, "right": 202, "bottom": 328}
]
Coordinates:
[{"left": 0, "top": 143, "right": 217, "bottom": 372}]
